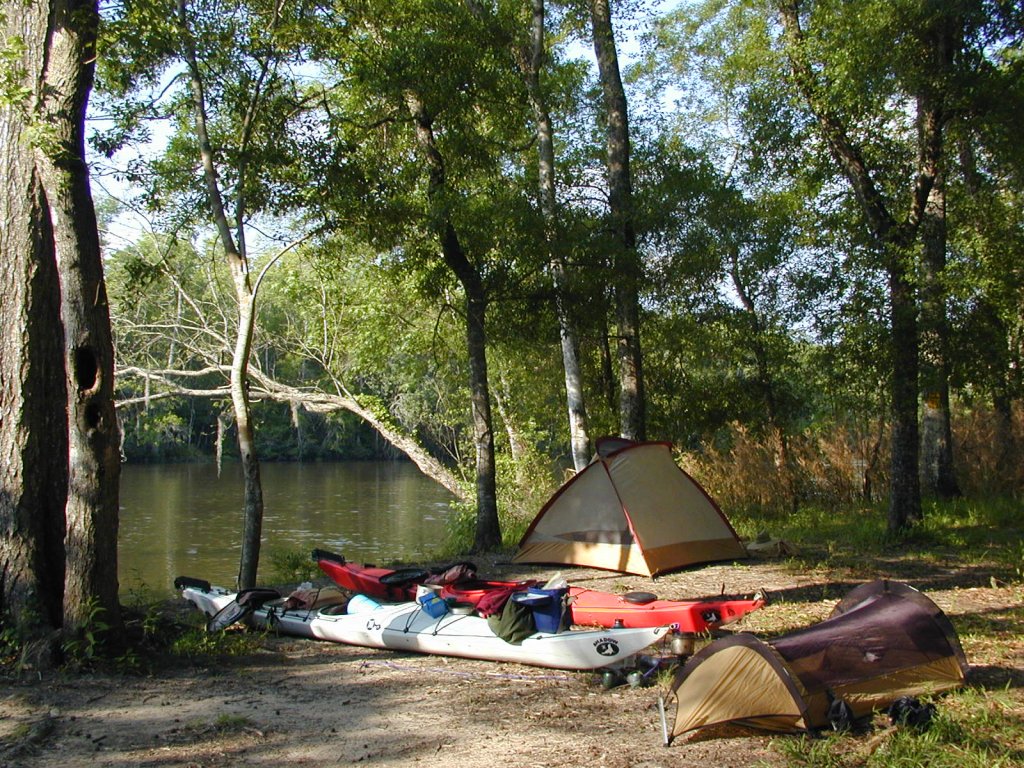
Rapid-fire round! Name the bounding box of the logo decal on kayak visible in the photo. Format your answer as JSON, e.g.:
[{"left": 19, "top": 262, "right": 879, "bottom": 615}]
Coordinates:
[{"left": 593, "top": 638, "right": 620, "bottom": 657}]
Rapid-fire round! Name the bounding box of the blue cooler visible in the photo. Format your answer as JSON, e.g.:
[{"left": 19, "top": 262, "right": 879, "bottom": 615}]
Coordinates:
[
  {"left": 418, "top": 592, "right": 449, "bottom": 618},
  {"left": 513, "top": 587, "right": 567, "bottom": 633}
]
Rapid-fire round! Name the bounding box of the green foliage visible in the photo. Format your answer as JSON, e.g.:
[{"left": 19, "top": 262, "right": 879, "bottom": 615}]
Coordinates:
[
  {"left": 434, "top": 487, "right": 533, "bottom": 557},
  {"left": 0, "top": 18, "right": 31, "bottom": 109},
  {"left": 441, "top": 501, "right": 478, "bottom": 557},
  {"left": 211, "top": 713, "right": 256, "bottom": 732},
  {"left": 0, "top": 624, "right": 22, "bottom": 668},
  {"left": 93, "top": 0, "right": 1024, "bottom": 549},
  {"left": 121, "top": 406, "right": 207, "bottom": 462},
  {"left": 170, "top": 626, "right": 260, "bottom": 658},
  {"left": 61, "top": 598, "right": 111, "bottom": 670},
  {"left": 266, "top": 549, "right": 319, "bottom": 584}
]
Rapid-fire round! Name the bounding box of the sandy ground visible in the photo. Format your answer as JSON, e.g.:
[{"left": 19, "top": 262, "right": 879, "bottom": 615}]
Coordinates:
[{"left": 2, "top": 552, "right": 1022, "bottom": 768}]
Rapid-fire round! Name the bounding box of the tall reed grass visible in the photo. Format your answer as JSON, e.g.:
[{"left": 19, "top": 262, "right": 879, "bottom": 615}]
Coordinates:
[{"left": 677, "top": 406, "right": 1022, "bottom": 521}]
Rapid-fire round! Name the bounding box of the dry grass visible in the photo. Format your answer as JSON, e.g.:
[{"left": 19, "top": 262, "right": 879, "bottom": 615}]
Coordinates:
[{"left": 677, "top": 406, "right": 1023, "bottom": 519}]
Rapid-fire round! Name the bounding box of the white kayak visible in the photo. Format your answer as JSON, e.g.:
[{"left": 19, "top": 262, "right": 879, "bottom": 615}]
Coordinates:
[{"left": 181, "top": 584, "right": 675, "bottom": 671}]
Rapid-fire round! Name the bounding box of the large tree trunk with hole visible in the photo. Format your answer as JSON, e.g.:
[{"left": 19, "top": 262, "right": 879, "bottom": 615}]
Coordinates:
[
  {"left": 33, "top": 0, "right": 124, "bottom": 644},
  {"left": 0, "top": 23, "right": 69, "bottom": 655},
  {"left": 2, "top": 0, "right": 123, "bottom": 655},
  {"left": 590, "top": 0, "right": 645, "bottom": 442}
]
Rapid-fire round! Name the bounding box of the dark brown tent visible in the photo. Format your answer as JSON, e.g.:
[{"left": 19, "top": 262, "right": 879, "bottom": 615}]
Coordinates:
[{"left": 667, "top": 581, "right": 968, "bottom": 740}]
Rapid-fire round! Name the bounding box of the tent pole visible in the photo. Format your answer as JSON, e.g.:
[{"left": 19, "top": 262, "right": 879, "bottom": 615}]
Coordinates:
[{"left": 658, "top": 696, "right": 671, "bottom": 746}]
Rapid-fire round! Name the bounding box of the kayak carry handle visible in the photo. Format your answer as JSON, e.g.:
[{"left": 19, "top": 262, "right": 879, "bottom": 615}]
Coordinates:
[
  {"left": 174, "top": 575, "right": 212, "bottom": 592},
  {"left": 311, "top": 548, "right": 345, "bottom": 565}
]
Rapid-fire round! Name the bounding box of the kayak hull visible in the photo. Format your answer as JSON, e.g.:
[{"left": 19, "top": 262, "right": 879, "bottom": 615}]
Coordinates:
[{"left": 182, "top": 584, "right": 673, "bottom": 671}]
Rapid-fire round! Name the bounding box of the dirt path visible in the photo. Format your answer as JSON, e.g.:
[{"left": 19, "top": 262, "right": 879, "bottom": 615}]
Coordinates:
[{"left": 2, "top": 555, "right": 1022, "bottom": 767}]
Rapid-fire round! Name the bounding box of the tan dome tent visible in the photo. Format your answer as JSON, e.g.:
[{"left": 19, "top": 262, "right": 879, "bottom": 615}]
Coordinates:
[
  {"left": 666, "top": 581, "right": 969, "bottom": 742},
  {"left": 512, "top": 438, "right": 746, "bottom": 577}
]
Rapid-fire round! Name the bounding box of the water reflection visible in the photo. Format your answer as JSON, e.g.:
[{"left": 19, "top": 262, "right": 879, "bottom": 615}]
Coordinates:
[{"left": 118, "top": 462, "right": 455, "bottom": 597}]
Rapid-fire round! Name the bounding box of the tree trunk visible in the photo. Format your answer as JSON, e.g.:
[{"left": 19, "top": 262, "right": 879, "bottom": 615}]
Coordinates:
[
  {"left": 0, "top": 1, "right": 69, "bottom": 653},
  {"left": 516, "top": 0, "right": 592, "bottom": 471},
  {"left": 178, "top": 0, "right": 265, "bottom": 588},
  {"left": 888, "top": 256, "right": 922, "bottom": 531},
  {"left": 589, "top": 0, "right": 645, "bottom": 442},
  {"left": 493, "top": 369, "right": 525, "bottom": 471},
  {"left": 2, "top": 0, "right": 123, "bottom": 656},
  {"left": 32, "top": 0, "right": 124, "bottom": 644},
  {"left": 919, "top": 174, "right": 960, "bottom": 498},
  {"left": 463, "top": 0, "right": 592, "bottom": 470},
  {"left": 405, "top": 91, "right": 501, "bottom": 551},
  {"left": 917, "top": 95, "right": 960, "bottom": 501},
  {"left": 231, "top": 289, "right": 264, "bottom": 589},
  {"left": 777, "top": 0, "right": 950, "bottom": 533}
]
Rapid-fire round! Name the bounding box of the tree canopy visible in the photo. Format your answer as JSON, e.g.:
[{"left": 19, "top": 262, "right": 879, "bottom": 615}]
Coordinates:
[{"left": 87, "top": 0, "right": 1023, "bottom": 546}]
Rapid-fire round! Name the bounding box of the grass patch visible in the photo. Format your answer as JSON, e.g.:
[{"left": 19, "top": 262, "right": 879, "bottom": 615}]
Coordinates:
[
  {"left": 771, "top": 687, "right": 1024, "bottom": 767},
  {"left": 170, "top": 626, "right": 261, "bottom": 659},
  {"left": 730, "top": 496, "right": 1024, "bottom": 581},
  {"left": 212, "top": 713, "right": 257, "bottom": 732}
]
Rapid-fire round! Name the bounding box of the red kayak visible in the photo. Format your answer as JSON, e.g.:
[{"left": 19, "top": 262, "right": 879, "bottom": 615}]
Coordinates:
[
  {"left": 312, "top": 549, "right": 765, "bottom": 632},
  {"left": 312, "top": 549, "right": 532, "bottom": 603},
  {"left": 566, "top": 587, "right": 765, "bottom": 633}
]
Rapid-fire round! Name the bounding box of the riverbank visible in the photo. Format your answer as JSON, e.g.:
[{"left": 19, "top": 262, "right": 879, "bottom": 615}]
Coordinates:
[{"left": 3, "top": 549, "right": 1023, "bottom": 767}]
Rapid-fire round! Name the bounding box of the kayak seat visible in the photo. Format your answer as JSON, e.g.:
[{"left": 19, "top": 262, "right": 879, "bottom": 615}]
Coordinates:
[
  {"left": 623, "top": 591, "right": 658, "bottom": 605},
  {"left": 380, "top": 567, "right": 431, "bottom": 586}
]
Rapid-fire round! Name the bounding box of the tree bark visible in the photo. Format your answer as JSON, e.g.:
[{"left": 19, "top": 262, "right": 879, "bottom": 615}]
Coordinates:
[
  {"left": 32, "top": 0, "right": 124, "bottom": 644},
  {"left": 405, "top": 91, "right": 501, "bottom": 551},
  {"left": 463, "top": 0, "right": 592, "bottom": 471},
  {"left": 919, "top": 168, "right": 961, "bottom": 499},
  {"left": 589, "top": 0, "right": 645, "bottom": 442},
  {"left": 0, "top": 0, "right": 69, "bottom": 650}
]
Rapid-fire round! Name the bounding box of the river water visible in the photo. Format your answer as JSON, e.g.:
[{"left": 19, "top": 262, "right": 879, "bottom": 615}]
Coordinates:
[{"left": 118, "top": 461, "right": 456, "bottom": 597}]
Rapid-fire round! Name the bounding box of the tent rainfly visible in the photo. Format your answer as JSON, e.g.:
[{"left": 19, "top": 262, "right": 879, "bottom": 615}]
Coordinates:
[
  {"left": 666, "top": 580, "right": 969, "bottom": 742},
  {"left": 512, "top": 437, "right": 746, "bottom": 577}
]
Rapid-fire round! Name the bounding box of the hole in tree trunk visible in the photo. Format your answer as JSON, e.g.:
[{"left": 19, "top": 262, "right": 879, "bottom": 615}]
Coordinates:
[
  {"left": 74, "top": 346, "right": 98, "bottom": 390},
  {"left": 84, "top": 403, "right": 102, "bottom": 429}
]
